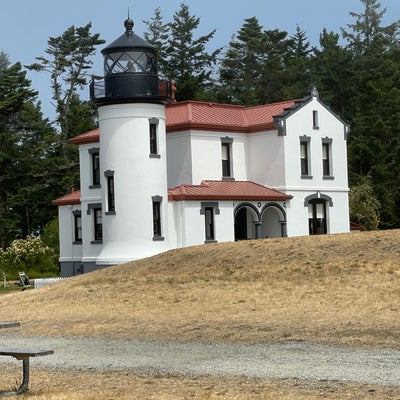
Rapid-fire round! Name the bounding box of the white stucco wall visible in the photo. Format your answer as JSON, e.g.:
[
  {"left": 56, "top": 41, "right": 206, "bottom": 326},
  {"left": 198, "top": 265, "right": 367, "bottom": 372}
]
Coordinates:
[
  {"left": 247, "top": 130, "right": 285, "bottom": 187},
  {"left": 168, "top": 200, "right": 234, "bottom": 248},
  {"left": 166, "top": 131, "right": 193, "bottom": 187},
  {"left": 58, "top": 205, "right": 82, "bottom": 263},
  {"left": 96, "top": 103, "right": 171, "bottom": 265}
]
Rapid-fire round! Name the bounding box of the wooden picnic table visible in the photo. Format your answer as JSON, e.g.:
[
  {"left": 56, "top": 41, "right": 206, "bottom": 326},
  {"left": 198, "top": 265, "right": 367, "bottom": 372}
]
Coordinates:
[{"left": 0, "top": 321, "right": 53, "bottom": 397}]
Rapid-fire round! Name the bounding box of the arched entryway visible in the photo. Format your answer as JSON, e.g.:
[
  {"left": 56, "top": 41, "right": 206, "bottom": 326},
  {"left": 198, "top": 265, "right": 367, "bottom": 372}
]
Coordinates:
[
  {"left": 304, "top": 193, "right": 333, "bottom": 235},
  {"left": 260, "top": 203, "right": 287, "bottom": 238},
  {"left": 234, "top": 203, "right": 259, "bottom": 240}
]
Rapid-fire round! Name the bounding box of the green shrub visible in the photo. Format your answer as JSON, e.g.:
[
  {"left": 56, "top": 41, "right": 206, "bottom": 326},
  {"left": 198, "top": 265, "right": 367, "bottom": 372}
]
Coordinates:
[{"left": 0, "top": 237, "right": 59, "bottom": 280}]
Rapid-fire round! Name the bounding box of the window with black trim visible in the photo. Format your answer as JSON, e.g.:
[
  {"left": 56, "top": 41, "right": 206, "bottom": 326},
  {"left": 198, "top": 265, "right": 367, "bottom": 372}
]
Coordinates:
[
  {"left": 300, "top": 136, "right": 312, "bottom": 178},
  {"left": 221, "top": 137, "right": 233, "bottom": 179},
  {"left": 73, "top": 210, "right": 82, "bottom": 244},
  {"left": 313, "top": 110, "right": 319, "bottom": 129},
  {"left": 322, "top": 138, "right": 333, "bottom": 179},
  {"left": 94, "top": 208, "right": 103, "bottom": 241},
  {"left": 205, "top": 207, "right": 215, "bottom": 241},
  {"left": 89, "top": 148, "right": 100, "bottom": 187},
  {"left": 104, "top": 170, "right": 115, "bottom": 214},
  {"left": 149, "top": 118, "right": 160, "bottom": 157},
  {"left": 200, "top": 202, "right": 220, "bottom": 243},
  {"left": 152, "top": 196, "right": 164, "bottom": 240}
]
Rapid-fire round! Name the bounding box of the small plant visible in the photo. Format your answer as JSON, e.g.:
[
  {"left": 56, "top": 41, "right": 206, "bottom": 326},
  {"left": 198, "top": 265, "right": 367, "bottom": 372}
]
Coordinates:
[{"left": 0, "top": 237, "right": 59, "bottom": 280}]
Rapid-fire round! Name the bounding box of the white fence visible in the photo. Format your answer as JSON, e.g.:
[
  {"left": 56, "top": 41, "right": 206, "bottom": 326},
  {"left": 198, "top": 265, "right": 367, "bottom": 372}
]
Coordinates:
[{"left": 34, "top": 277, "right": 69, "bottom": 289}]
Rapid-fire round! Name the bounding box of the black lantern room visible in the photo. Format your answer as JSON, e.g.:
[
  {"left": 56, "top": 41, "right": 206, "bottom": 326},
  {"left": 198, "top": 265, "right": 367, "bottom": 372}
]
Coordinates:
[{"left": 90, "top": 18, "right": 173, "bottom": 105}]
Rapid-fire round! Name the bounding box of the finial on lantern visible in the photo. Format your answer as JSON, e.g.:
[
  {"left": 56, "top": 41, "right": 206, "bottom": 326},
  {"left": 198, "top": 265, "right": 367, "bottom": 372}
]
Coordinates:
[{"left": 124, "top": 9, "right": 134, "bottom": 34}]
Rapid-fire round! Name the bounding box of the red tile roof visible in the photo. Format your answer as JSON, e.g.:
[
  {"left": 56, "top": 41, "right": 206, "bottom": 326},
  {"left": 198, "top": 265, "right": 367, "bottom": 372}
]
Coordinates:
[
  {"left": 69, "top": 128, "right": 100, "bottom": 145},
  {"left": 166, "top": 100, "right": 296, "bottom": 133},
  {"left": 69, "top": 99, "right": 297, "bottom": 144},
  {"left": 168, "top": 180, "right": 292, "bottom": 201},
  {"left": 52, "top": 190, "right": 81, "bottom": 206}
]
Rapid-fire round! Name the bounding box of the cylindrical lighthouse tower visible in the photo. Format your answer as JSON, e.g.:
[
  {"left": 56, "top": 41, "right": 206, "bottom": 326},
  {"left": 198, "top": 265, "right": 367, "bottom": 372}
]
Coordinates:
[{"left": 91, "top": 17, "right": 174, "bottom": 266}]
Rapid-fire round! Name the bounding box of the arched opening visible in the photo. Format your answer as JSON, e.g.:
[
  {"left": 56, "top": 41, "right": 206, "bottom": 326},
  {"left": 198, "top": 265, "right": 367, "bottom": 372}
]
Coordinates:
[
  {"left": 308, "top": 199, "right": 327, "bottom": 235},
  {"left": 260, "top": 203, "right": 286, "bottom": 238},
  {"left": 234, "top": 204, "right": 259, "bottom": 241}
]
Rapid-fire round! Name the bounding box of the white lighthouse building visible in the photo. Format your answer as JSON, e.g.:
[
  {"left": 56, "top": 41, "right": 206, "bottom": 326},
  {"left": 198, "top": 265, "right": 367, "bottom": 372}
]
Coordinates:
[
  {"left": 53, "top": 18, "right": 351, "bottom": 276},
  {"left": 88, "top": 17, "right": 173, "bottom": 266}
]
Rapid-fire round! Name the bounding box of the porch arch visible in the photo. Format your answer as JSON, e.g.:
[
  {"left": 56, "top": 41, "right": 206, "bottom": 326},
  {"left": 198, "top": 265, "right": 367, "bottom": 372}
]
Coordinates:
[
  {"left": 260, "top": 203, "right": 287, "bottom": 238},
  {"left": 234, "top": 203, "right": 260, "bottom": 241}
]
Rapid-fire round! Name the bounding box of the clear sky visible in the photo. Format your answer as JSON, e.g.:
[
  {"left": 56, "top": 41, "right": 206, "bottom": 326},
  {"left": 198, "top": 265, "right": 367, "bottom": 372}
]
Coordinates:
[{"left": 1, "top": 0, "right": 399, "bottom": 121}]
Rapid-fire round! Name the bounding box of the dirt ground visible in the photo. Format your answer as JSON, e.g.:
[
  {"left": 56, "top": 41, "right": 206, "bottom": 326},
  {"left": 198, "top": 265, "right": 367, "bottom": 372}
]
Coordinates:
[
  {"left": 1, "top": 367, "right": 400, "bottom": 400},
  {"left": 0, "top": 230, "right": 399, "bottom": 398}
]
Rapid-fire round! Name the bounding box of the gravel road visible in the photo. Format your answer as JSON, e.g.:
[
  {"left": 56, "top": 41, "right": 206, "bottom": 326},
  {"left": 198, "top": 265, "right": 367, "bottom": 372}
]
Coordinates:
[{"left": 0, "top": 334, "right": 399, "bottom": 386}]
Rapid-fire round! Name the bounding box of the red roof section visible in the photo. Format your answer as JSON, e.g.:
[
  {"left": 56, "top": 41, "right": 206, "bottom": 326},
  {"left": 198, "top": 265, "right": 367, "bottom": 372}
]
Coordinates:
[
  {"left": 168, "top": 180, "right": 292, "bottom": 201},
  {"left": 69, "top": 99, "right": 297, "bottom": 144},
  {"left": 166, "top": 100, "right": 296, "bottom": 133},
  {"left": 52, "top": 190, "right": 81, "bottom": 206},
  {"left": 69, "top": 128, "right": 100, "bottom": 145}
]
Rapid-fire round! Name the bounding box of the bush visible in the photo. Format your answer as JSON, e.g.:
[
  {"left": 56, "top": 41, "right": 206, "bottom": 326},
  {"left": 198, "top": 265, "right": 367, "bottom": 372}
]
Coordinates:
[{"left": 0, "top": 237, "right": 59, "bottom": 280}]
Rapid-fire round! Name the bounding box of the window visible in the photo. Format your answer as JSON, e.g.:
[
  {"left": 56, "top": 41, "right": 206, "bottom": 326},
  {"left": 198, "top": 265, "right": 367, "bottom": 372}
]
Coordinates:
[
  {"left": 152, "top": 196, "right": 164, "bottom": 240},
  {"left": 221, "top": 137, "right": 233, "bottom": 179},
  {"left": 89, "top": 148, "right": 100, "bottom": 187},
  {"left": 104, "top": 170, "right": 115, "bottom": 214},
  {"left": 300, "top": 137, "right": 311, "bottom": 178},
  {"left": 200, "top": 202, "right": 220, "bottom": 243},
  {"left": 87, "top": 204, "right": 102, "bottom": 243},
  {"left": 94, "top": 208, "right": 103, "bottom": 241},
  {"left": 313, "top": 110, "right": 319, "bottom": 129},
  {"left": 73, "top": 211, "right": 82, "bottom": 244},
  {"left": 322, "top": 138, "right": 333, "bottom": 179},
  {"left": 149, "top": 118, "right": 160, "bottom": 157},
  {"left": 204, "top": 207, "right": 215, "bottom": 241}
]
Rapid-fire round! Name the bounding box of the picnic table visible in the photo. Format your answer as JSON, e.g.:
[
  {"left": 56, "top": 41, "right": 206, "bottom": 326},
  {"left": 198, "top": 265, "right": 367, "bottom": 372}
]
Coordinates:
[{"left": 0, "top": 321, "right": 54, "bottom": 397}]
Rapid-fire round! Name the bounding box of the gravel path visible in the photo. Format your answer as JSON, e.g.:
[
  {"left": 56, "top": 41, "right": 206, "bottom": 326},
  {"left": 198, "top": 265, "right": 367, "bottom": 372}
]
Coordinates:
[{"left": 0, "top": 334, "right": 399, "bottom": 386}]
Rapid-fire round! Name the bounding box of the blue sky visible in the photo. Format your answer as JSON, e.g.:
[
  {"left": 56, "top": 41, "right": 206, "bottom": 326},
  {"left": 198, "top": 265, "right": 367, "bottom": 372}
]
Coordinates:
[{"left": 1, "top": 0, "right": 399, "bottom": 121}]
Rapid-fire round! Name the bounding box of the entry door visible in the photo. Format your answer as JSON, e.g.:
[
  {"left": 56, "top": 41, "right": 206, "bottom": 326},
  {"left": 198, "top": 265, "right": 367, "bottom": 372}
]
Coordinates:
[
  {"left": 235, "top": 207, "right": 247, "bottom": 240},
  {"left": 308, "top": 200, "right": 327, "bottom": 235}
]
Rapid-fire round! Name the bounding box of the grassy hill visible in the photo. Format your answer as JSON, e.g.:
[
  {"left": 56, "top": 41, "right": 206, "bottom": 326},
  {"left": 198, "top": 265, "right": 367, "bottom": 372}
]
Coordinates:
[{"left": 0, "top": 230, "right": 399, "bottom": 348}]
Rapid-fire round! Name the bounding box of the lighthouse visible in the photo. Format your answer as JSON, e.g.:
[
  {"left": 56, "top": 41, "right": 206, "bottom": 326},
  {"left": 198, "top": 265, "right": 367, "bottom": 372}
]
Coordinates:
[{"left": 90, "top": 17, "right": 174, "bottom": 265}]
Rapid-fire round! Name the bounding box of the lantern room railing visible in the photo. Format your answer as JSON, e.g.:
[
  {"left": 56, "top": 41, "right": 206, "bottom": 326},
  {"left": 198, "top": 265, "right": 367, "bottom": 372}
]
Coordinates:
[{"left": 90, "top": 77, "right": 174, "bottom": 102}]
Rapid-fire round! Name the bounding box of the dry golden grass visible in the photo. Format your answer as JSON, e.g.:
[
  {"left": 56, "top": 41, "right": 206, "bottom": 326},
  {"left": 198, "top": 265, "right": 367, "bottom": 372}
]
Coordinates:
[
  {"left": 0, "top": 230, "right": 399, "bottom": 398},
  {"left": 0, "top": 367, "right": 399, "bottom": 400},
  {"left": 0, "top": 230, "right": 399, "bottom": 348}
]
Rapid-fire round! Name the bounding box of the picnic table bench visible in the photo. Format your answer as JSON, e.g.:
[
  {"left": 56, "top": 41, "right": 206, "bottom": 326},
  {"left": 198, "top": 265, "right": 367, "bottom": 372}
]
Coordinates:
[{"left": 0, "top": 322, "right": 54, "bottom": 397}]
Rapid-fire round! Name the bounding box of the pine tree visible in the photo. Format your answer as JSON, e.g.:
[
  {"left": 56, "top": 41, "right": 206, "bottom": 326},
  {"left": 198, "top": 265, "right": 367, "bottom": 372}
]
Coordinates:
[{"left": 147, "top": 3, "right": 221, "bottom": 101}]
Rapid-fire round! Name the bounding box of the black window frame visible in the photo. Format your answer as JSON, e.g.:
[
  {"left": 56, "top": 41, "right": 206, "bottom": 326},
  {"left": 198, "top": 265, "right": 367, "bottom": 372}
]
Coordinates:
[
  {"left": 87, "top": 203, "right": 103, "bottom": 244},
  {"left": 89, "top": 148, "right": 101, "bottom": 188},
  {"left": 313, "top": 110, "right": 319, "bottom": 130},
  {"left": 149, "top": 118, "right": 160, "bottom": 158},
  {"left": 93, "top": 208, "right": 103, "bottom": 241},
  {"left": 322, "top": 138, "right": 334, "bottom": 180},
  {"left": 300, "top": 136, "right": 312, "bottom": 179},
  {"left": 104, "top": 170, "right": 116, "bottom": 214},
  {"left": 221, "top": 137, "right": 234, "bottom": 180},
  {"left": 200, "top": 202, "right": 220, "bottom": 243},
  {"left": 152, "top": 196, "right": 164, "bottom": 241},
  {"left": 73, "top": 210, "right": 82, "bottom": 244}
]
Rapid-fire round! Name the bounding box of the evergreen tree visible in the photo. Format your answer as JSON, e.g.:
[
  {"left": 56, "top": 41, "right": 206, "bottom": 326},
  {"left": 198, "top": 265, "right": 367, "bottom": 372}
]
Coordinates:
[
  {"left": 144, "top": 3, "right": 221, "bottom": 101},
  {"left": 311, "top": 29, "right": 355, "bottom": 119},
  {"left": 143, "top": 7, "right": 169, "bottom": 78},
  {"left": 26, "top": 23, "right": 104, "bottom": 151},
  {"left": 343, "top": 0, "right": 400, "bottom": 228},
  {"left": 281, "top": 25, "right": 313, "bottom": 100},
  {"left": 219, "top": 17, "right": 266, "bottom": 105},
  {"left": 26, "top": 23, "right": 104, "bottom": 193},
  {"left": 0, "top": 56, "right": 57, "bottom": 246}
]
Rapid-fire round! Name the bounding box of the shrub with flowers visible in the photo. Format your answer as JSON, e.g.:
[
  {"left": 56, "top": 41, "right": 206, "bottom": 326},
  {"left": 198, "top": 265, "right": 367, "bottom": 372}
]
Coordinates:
[{"left": 0, "top": 237, "right": 59, "bottom": 280}]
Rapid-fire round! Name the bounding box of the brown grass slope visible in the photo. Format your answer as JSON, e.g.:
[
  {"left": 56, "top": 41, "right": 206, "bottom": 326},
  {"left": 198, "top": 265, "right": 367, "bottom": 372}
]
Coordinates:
[{"left": 0, "top": 230, "right": 399, "bottom": 348}]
